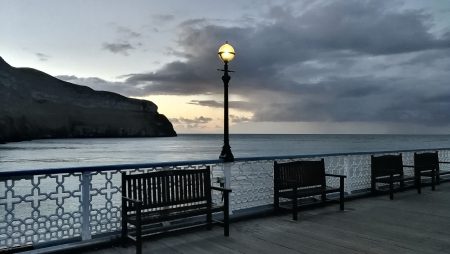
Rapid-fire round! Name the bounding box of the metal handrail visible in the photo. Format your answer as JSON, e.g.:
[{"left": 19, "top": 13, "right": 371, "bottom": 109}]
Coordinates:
[{"left": 1, "top": 147, "right": 449, "bottom": 177}]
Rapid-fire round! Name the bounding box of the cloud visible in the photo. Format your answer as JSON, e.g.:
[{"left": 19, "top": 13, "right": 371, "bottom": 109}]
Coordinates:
[
  {"left": 148, "top": 14, "right": 176, "bottom": 34},
  {"left": 120, "top": 0, "right": 450, "bottom": 93},
  {"left": 67, "top": 1, "right": 450, "bottom": 130},
  {"left": 153, "top": 14, "right": 175, "bottom": 23},
  {"left": 170, "top": 116, "right": 213, "bottom": 129},
  {"left": 102, "top": 42, "right": 135, "bottom": 55},
  {"left": 122, "top": 61, "right": 210, "bottom": 94},
  {"left": 130, "top": 0, "right": 450, "bottom": 127},
  {"left": 188, "top": 100, "right": 254, "bottom": 111},
  {"left": 188, "top": 100, "right": 222, "bottom": 108},
  {"left": 116, "top": 26, "right": 141, "bottom": 38},
  {"left": 102, "top": 25, "right": 143, "bottom": 55},
  {"left": 55, "top": 75, "right": 143, "bottom": 97},
  {"left": 35, "top": 52, "right": 50, "bottom": 61},
  {"left": 171, "top": 116, "right": 212, "bottom": 124},
  {"left": 230, "top": 115, "right": 252, "bottom": 123}
]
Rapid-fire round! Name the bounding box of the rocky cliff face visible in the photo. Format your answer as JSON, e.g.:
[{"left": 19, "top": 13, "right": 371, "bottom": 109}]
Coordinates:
[{"left": 0, "top": 57, "right": 176, "bottom": 143}]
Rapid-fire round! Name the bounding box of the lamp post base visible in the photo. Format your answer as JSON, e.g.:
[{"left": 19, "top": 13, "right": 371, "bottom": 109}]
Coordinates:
[{"left": 219, "top": 144, "right": 234, "bottom": 162}]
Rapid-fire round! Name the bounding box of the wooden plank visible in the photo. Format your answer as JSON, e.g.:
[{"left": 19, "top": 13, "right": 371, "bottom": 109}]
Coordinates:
[
  {"left": 151, "top": 176, "right": 157, "bottom": 207},
  {"left": 143, "top": 176, "right": 148, "bottom": 206},
  {"left": 199, "top": 226, "right": 304, "bottom": 254},
  {"left": 241, "top": 218, "right": 361, "bottom": 254},
  {"left": 159, "top": 231, "right": 239, "bottom": 254},
  {"left": 132, "top": 178, "right": 137, "bottom": 202}
]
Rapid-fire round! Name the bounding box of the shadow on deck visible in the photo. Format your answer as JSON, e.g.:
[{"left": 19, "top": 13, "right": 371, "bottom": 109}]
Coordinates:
[{"left": 48, "top": 184, "right": 450, "bottom": 254}]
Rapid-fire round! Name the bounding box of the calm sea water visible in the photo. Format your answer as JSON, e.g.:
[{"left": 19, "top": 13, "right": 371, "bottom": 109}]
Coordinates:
[{"left": 1, "top": 134, "right": 450, "bottom": 171}]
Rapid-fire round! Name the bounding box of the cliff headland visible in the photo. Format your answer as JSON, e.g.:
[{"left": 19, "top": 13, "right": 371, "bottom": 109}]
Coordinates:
[{"left": 0, "top": 57, "right": 176, "bottom": 143}]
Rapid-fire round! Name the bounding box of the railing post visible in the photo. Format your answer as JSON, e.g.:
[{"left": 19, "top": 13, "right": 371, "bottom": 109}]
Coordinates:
[
  {"left": 343, "top": 156, "right": 351, "bottom": 194},
  {"left": 223, "top": 162, "right": 233, "bottom": 214},
  {"left": 81, "top": 171, "right": 92, "bottom": 240}
]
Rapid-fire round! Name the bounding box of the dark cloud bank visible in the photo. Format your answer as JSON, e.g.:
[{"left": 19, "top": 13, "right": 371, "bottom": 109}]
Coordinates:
[{"left": 59, "top": 0, "right": 450, "bottom": 132}]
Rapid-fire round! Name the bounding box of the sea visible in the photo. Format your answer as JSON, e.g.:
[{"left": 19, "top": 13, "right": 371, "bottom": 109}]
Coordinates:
[{"left": 1, "top": 134, "right": 450, "bottom": 171}]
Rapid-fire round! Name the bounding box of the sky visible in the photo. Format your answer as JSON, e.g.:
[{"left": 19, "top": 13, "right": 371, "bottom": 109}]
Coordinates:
[{"left": 1, "top": 0, "right": 450, "bottom": 134}]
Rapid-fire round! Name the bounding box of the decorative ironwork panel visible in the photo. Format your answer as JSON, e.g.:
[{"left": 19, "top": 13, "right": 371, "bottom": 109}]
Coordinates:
[
  {"left": 89, "top": 169, "right": 121, "bottom": 235},
  {"left": 0, "top": 173, "right": 82, "bottom": 249},
  {"left": 440, "top": 150, "right": 450, "bottom": 172},
  {"left": 228, "top": 160, "right": 274, "bottom": 211},
  {"left": 338, "top": 154, "right": 371, "bottom": 193}
]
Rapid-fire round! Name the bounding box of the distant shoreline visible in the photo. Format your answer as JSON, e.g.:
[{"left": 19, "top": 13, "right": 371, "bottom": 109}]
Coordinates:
[{"left": 3, "top": 132, "right": 450, "bottom": 144}]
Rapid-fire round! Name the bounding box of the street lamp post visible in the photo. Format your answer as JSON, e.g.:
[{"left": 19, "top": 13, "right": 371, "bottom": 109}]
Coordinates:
[{"left": 218, "top": 42, "right": 235, "bottom": 162}]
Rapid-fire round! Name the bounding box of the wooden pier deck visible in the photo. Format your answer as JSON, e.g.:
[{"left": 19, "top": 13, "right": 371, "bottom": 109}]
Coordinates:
[{"left": 86, "top": 184, "right": 450, "bottom": 254}]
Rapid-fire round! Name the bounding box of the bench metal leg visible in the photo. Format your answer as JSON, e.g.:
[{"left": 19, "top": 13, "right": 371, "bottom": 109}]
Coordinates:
[
  {"left": 121, "top": 220, "right": 127, "bottom": 247},
  {"left": 207, "top": 210, "right": 212, "bottom": 230},
  {"left": 136, "top": 203, "right": 142, "bottom": 254},
  {"left": 136, "top": 227, "right": 142, "bottom": 254},
  {"left": 389, "top": 175, "right": 394, "bottom": 200},
  {"left": 224, "top": 191, "right": 230, "bottom": 236},
  {"left": 292, "top": 187, "right": 298, "bottom": 221},
  {"left": 417, "top": 174, "right": 422, "bottom": 194},
  {"left": 121, "top": 198, "right": 127, "bottom": 247},
  {"left": 371, "top": 179, "right": 376, "bottom": 195},
  {"left": 339, "top": 177, "right": 345, "bottom": 211},
  {"left": 274, "top": 189, "right": 280, "bottom": 214},
  {"left": 432, "top": 169, "right": 436, "bottom": 191}
]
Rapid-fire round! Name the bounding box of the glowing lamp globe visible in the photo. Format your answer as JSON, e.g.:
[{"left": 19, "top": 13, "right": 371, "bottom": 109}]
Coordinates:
[{"left": 218, "top": 42, "right": 235, "bottom": 63}]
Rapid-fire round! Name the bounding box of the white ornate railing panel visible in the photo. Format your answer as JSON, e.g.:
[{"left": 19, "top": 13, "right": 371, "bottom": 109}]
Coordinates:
[
  {"left": 228, "top": 160, "right": 273, "bottom": 211},
  {"left": 0, "top": 173, "right": 83, "bottom": 248},
  {"left": 1, "top": 148, "right": 449, "bottom": 250}
]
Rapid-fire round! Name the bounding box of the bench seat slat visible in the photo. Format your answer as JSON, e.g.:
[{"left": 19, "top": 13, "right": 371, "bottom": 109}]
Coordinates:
[
  {"left": 278, "top": 186, "right": 340, "bottom": 199},
  {"left": 374, "top": 175, "right": 415, "bottom": 183},
  {"left": 139, "top": 197, "right": 208, "bottom": 209},
  {"left": 126, "top": 204, "right": 224, "bottom": 225}
]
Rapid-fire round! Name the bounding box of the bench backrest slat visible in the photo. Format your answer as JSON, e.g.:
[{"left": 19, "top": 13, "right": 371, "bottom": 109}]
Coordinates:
[
  {"left": 122, "top": 167, "right": 211, "bottom": 210},
  {"left": 414, "top": 151, "right": 439, "bottom": 172},
  {"left": 274, "top": 159, "right": 326, "bottom": 190},
  {"left": 371, "top": 154, "right": 403, "bottom": 177}
]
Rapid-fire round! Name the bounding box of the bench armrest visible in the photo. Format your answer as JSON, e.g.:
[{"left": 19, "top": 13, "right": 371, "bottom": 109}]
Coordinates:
[
  {"left": 325, "top": 174, "right": 345, "bottom": 194},
  {"left": 211, "top": 186, "right": 232, "bottom": 193},
  {"left": 403, "top": 165, "right": 414, "bottom": 168},
  {"left": 122, "top": 196, "right": 142, "bottom": 204},
  {"left": 122, "top": 196, "right": 142, "bottom": 215},
  {"left": 325, "top": 173, "right": 346, "bottom": 178},
  {"left": 439, "top": 161, "right": 450, "bottom": 164}
]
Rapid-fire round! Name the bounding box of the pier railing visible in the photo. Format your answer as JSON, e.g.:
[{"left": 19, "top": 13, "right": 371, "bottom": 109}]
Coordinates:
[{"left": 1, "top": 148, "right": 450, "bottom": 250}]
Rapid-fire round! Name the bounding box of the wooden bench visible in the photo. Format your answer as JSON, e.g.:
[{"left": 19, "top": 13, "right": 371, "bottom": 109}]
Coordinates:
[
  {"left": 371, "top": 154, "right": 417, "bottom": 199},
  {"left": 414, "top": 152, "right": 439, "bottom": 193},
  {"left": 273, "top": 159, "right": 346, "bottom": 221},
  {"left": 121, "top": 167, "right": 231, "bottom": 254},
  {"left": 414, "top": 151, "right": 450, "bottom": 189},
  {"left": 433, "top": 151, "right": 450, "bottom": 183}
]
